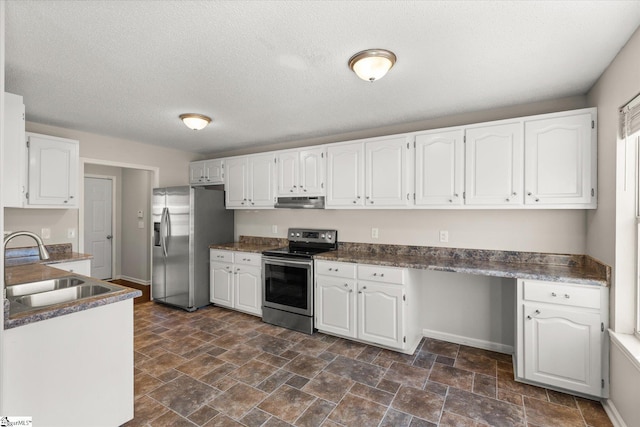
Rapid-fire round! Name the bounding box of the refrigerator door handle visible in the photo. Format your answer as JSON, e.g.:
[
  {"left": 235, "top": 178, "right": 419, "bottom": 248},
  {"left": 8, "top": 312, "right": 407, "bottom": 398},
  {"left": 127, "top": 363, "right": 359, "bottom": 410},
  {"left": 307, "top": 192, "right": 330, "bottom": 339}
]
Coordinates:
[{"left": 161, "top": 207, "right": 169, "bottom": 257}]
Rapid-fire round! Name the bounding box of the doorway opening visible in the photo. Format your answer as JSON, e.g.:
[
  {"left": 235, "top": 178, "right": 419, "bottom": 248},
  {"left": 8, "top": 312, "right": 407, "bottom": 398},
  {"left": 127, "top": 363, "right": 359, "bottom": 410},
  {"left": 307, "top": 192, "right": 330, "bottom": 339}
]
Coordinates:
[{"left": 80, "top": 158, "right": 159, "bottom": 300}]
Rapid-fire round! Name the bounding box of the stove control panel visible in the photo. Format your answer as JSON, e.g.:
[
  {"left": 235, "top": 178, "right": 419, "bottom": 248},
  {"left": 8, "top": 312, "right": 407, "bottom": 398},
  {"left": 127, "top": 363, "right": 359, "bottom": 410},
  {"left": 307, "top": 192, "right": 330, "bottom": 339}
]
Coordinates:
[{"left": 288, "top": 228, "right": 338, "bottom": 244}]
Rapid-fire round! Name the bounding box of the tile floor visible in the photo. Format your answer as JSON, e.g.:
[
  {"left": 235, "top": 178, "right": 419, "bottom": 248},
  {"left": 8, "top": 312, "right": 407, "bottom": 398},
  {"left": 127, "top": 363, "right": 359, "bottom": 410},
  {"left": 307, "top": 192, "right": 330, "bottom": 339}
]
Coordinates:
[{"left": 125, "top": 302, "right": 613, "bottom": 427}]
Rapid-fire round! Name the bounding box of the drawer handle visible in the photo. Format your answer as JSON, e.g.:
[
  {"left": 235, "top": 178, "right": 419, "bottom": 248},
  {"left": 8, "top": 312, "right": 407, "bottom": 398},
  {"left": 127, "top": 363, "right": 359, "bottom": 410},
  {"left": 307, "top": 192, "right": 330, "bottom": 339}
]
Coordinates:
[
  {"left": 564, "top": 294, "right": 570, "bottom": 299},
  {"left": 535, "top": 309, "right": 540, "bottom": 314},
  {"left": 328, "top": 268, "right": 333, "bottom": 271},
  {"left": 551, "top": 292, "right": 557, "bottom": 297},
  {"left": 527, "top": 315, "right": 532, "bottom": 320},
  {"left": 362, "top": 286, "right": 367, "bottom": 290}
]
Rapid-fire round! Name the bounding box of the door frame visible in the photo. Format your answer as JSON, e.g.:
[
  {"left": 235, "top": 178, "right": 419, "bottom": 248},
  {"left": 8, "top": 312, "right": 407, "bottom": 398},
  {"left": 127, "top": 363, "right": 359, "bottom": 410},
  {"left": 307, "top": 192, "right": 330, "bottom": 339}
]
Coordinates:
[
  {"left": 84, "top": 174, "right": 116, "bottom": 280},
  {"left": 79, "top": 158, "right": 159, "bottom": 281}
]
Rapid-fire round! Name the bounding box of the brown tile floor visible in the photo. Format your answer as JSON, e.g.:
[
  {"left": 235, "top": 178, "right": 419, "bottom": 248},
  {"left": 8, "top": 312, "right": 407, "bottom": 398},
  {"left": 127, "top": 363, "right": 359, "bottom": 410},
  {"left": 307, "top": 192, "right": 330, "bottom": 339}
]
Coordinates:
[{"left": 125, "top": 302, "right": 613, "bottom": 427}]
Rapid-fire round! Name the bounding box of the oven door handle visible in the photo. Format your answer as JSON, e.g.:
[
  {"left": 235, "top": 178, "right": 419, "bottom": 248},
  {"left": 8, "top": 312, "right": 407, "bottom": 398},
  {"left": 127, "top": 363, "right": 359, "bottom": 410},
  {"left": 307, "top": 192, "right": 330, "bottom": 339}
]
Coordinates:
[{"left": 262, "top": 257, "right": 313, "bottom": 268}]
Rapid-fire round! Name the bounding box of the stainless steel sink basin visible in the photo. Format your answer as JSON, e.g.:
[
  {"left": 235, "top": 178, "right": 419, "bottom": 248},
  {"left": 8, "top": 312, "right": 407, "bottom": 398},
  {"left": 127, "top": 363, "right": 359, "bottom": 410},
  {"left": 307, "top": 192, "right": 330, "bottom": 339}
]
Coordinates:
[
  {"left": 6, "top": 275, "right": 124, "bottom": 314},
  {"left": 6, "top": 277, "right": 85, "bottom": 297},
  {"left": 13, "top": 284, "right": 113, "bottom": 307}
]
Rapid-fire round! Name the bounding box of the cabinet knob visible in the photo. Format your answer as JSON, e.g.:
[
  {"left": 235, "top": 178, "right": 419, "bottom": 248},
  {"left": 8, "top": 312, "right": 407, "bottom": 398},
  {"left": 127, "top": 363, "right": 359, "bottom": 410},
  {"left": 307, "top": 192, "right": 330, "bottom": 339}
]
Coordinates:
[
  {"left": 506, "top": 198, "right": 510, "bottom": 202},
  {"left": 357, "top": 196, "right": 361, "bottom": 199},
  {"left": 512, "top": 192, "right": 517, "bottom": 196},
  {"left": 349, "top": 289, "right": 353, "bottom": 293},
  {"left": 328, "top": 268, "right": 333, "bottom": 271},
  {"left": 454, "top": 193, "right": 459, "bottom": 197},
  {"left": 362, "top": 286, "right": 367, "bottom": 290},
  {"left": 564, "top": 294, "right": 570, "bottom": 299},
  {"left": 303, "top": 188, "right": 307, "bottom": 192},
  {"left": 373, "top": 273, "right": 377, "bottom": 276},
  {"left": 527, "top": 315, "right": 532, "bottom": 320},
  {"left": 527, "top": 192, "right": 532, "bottom": 196},
  {"left": 353, "top": 200, "right": 357, "bottom": 204},
  {"left": 69, "top": 195, "right": 74, "bottom": 199},
  {"left": 370, "top": 200, "right": 375, "bottom": 204},
  {"left": 381, "top": 273, "right": 384, "bottom": 277},
  {"left": 449, "top": 199, "right": 453, "bottom": 203},
  {"left": 335, "top": 269, "right": 339, "bottom": 272},
  {"left": 358, "top": 291, "right": 362, "bottom": 294},
  {"left": 290, "top": 189, "right": 294, "bottom": 192},
  {"left": 535, "top": 309, "right": 540, "bottom": 314},
  {"left": 293, "top": 185, "right": 297, "bottom": 188},
  {"left": 551, "top": 292, "right": 557, "bottom": 297},
  {"left": 64, "top": 200, "right": 68, "bottom": 203},
  {"left": 344, "top": 283, "right": 348, "bottom": 287},
  {"left": 535, "top": 198, "right": 540, "bottom": 202}
]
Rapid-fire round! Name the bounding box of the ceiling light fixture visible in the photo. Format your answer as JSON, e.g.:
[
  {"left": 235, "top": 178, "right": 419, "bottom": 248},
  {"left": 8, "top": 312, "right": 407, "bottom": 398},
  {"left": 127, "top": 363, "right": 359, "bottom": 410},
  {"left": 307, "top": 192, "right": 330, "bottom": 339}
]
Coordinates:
[
  {"left": 179, "top": 113, "right": 212, "bottom": 131},
  {"left": 348, "top": 49, "right": 397, "bottom": 82}
]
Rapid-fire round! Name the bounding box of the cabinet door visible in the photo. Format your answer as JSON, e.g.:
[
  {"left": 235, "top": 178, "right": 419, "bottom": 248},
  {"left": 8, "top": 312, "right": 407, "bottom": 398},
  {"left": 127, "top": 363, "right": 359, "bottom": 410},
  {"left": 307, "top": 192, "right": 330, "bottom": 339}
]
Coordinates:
[
  {"left": 465, "top": 123, "right": 523, "bottom": 206},
  {"left": 225, "top": 157, "right": 248, "bottom": 208},
  {"left": 3, "top": 93, "right": 26, "bottom": 208},
  {"left": 248, "top": 153, "right": 276, "bottom": 207},
  {"left": 316, "top": 276, "right": 356, "bottom": 338},
  {"left": 326, "top": 142, "right": 365, "bottom": 207},
  {"left": 357, "top": 282, "right": 404, "bottom": 349},
  {"left": 210, "top": 262, "right": 234, "bottom": 308},
  {"left": 27, "top": 133, "right": 79, "bottom": 207},
  {"left": 234, "top": 265, "right": 262, "bottom": 316},
  {"left": 277, "top": 151, "right": 299, "bottom": 196},
  {"left": 415, "top": 130, "right": 464, "bottom": 206},
  {"left": 204, "top": 159, "right": 224, "bottom": 185},
  {"left": 299, "top": 147, "right": 326, "bottom": 196},
  {"left": 525, "top": 113, "right": 593, "bottom": 205},
  {"left": 365, "top": 137, "right": 410, "bottom": 206},
  {"left": 523, "top": 303, "right": 602, "bottom": 396},
  {"left": 51, "top": 259, "right": 92, "bottom": 276},
  {"left": 189, "top": 161, "right": 206, "bottom": 185}
]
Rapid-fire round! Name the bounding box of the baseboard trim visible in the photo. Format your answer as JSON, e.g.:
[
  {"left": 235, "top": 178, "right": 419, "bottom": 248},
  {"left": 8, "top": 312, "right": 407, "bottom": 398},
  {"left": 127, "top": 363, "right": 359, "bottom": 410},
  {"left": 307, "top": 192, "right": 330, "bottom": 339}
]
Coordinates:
[
  {"left": 422, "top": 329, "right": 513, "bottom": 355},
  {"left": 603, "top": 398, "right": 628, "bottom": 427},
  {"left": 120, "top": 275, "right": 150, "bottom": 286}
]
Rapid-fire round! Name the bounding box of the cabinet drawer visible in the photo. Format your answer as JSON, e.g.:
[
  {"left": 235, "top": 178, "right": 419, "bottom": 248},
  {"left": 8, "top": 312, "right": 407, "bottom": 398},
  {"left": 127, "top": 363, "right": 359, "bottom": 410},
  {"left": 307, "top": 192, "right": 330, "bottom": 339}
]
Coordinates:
[
  {"left": 316, "top": 261, "right": 356, "bottom": 279},
  {"left": 358, "top": 264, "right": 405, "bottom": 284},
  {"left": 50, "top": 259, "right": 92, "bottom": 276},
  {"left": 210, "top": 250, "right": 233, "bottom": 263},
  {"left": 523, "top": 280, "right": 600, "bottom": 309},
  {"left": 234, "top": 252, "right": 261, "bottom": 267}
]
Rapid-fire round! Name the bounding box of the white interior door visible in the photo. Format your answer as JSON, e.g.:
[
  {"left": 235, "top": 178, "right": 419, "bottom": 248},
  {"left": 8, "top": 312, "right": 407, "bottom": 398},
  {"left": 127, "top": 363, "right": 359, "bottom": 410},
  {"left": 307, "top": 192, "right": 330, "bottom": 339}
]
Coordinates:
[{"left": 84, "top": 177, "right": 113, "bottom": 279}]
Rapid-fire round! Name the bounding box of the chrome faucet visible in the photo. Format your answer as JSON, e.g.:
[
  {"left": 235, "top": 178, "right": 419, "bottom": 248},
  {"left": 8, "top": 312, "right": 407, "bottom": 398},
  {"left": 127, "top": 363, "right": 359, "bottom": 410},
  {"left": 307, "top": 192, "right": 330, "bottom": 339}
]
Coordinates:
[{"left": 3, "top": 231, "right": 51, "bottom": 260}]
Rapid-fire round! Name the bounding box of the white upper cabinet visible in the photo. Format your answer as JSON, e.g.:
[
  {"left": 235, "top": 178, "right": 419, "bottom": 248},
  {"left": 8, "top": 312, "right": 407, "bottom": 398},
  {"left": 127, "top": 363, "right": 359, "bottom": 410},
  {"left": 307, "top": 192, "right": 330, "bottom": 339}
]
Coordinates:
[
  {"left": 327, "top": 136, "right": 411, "bottom": 208},
  {"left": 276, "top": 147, "right": 325, "bottom": 196},
  {"left": 465, "top": 122, "right": 524, "bottom": 206},
  {"left": 248, "top": 153, "right": 276, "bottom": 207},
  {"left": 327, "top": 141, "right": 365, "bottom": 207},
  {"left": 225, "top": 157, "right": 248, "bottom": 207},
  {"left": 225, "top": 154, "right": 275, "bottom": 208},
  {"left": 365, "top": 137, "right": 412, "bottom": 207},
  {"left": 26, "top": 132, "right": 79, "bottom": 207},
  {"left": 3, "top": 93, "right": 26, "bottom": 208},
  {"left": 524, "top": 111, "right": 595, "bottom": 207},
  {"left": 415, "top": 129, "right": 464, "bottom": 206},
  {"left": 190, "top": 159, "right": 224, "bottom": 186}
]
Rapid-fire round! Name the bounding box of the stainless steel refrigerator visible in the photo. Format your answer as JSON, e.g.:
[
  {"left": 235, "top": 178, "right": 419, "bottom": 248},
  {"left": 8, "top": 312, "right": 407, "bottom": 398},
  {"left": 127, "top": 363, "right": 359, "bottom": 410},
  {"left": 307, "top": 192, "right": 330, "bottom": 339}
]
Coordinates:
[{"left": 152, "top": 185, "right": 234, "bottom": 311}]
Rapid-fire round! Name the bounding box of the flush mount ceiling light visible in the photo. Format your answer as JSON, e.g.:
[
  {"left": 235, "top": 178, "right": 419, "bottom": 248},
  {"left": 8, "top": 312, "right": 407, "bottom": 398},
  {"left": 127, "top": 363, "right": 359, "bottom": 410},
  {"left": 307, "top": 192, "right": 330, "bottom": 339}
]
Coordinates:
[
  {"left": 179, "top": 113, "right": 212, "bottom": 131},
  {"left": 348, "top": 49, "right": 397, "bottom": 82}
]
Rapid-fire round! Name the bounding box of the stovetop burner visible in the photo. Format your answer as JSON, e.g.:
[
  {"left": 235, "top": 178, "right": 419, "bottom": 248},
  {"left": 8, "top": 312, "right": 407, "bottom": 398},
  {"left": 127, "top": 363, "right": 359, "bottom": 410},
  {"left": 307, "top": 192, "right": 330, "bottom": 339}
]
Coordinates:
[{"left": 262, "top": 228, "right": 338, "bottom": 259}]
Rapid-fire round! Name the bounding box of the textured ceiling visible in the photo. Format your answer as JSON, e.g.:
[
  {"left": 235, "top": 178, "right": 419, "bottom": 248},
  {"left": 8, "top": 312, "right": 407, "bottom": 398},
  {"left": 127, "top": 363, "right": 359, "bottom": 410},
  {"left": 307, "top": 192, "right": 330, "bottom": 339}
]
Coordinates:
[{"left": 5, "top": 1, "right": 640, "bottom": 155}]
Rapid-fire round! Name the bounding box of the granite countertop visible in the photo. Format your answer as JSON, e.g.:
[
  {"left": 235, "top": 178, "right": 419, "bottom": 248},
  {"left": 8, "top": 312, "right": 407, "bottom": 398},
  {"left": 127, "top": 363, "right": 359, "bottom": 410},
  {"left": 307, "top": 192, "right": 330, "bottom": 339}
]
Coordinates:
[
  {"left": 4, "top": 244, "right": 140, "bottom": 329},
  {"left": 315, "top": 250, "right": 608, "bottom": 286},
  {"left": 209, "top": 235, "right": 287, "bottom": 254}
]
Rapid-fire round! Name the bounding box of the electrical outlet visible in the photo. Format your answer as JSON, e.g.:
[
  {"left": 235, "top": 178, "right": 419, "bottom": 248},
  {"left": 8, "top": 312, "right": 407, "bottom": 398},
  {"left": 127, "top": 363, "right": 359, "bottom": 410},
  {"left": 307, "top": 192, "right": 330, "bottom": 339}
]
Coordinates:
[
  {"left": 272, "top": 225, "right": 278, "bottom": 234},
  {"left": 67, "top": 228, "right": 76, "bottom": 238},
  {"left": 439, "top": 230, "right": 449, "bottom": 243},
  {"left": 371, "top": 228, "right": 379, "bottom": 239},
  {"left": 41, "top": 228, "right": 51, "bottom": 239}
]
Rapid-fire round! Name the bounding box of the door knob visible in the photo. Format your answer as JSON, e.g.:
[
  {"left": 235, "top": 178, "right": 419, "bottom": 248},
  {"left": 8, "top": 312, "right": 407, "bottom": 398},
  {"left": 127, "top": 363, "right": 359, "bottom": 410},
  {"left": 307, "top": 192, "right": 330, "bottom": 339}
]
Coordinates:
[{"left": 106, "top": 235, "right": 113, "bottom": 240}]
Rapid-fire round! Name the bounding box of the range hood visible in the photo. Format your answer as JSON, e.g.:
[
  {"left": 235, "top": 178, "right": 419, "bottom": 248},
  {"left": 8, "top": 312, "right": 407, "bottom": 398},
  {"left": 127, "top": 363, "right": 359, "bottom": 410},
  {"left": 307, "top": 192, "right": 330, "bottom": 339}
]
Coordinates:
[{"left": 275, "top": 196, "right": 325, "bottom": 209}]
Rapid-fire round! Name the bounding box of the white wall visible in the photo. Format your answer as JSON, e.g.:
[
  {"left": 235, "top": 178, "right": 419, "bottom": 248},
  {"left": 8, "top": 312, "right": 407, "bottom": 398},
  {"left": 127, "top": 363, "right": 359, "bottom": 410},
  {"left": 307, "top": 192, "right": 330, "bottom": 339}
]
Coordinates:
[
  {"left": 121, "top": 168, "right": 151, "bottom": 282},
  {"left": 586, "top": 26, "right": 640, "bottom": 427},
  {"left": 237, "top": 208, "right": 587, "bottom": 253}
]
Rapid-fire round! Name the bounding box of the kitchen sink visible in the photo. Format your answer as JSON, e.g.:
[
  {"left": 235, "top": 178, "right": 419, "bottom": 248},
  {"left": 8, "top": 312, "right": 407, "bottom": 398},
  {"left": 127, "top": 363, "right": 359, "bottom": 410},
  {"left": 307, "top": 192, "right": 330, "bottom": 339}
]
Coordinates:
[
  {"left": 6, "top": 277, "right": 85, "bottom": 297},
  {"left": 6, "top": 275, "right": 124, "bottom": 314},
  {"left": 13, "top": 284, "right": 114, "bottom": 308}
]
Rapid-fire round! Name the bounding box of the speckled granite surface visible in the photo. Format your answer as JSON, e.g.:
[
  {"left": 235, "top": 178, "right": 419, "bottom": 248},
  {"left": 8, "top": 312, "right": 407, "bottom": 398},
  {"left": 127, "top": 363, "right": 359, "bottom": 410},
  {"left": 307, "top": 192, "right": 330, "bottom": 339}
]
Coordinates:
[
  {"left": 315, "top": 243, "right": 610, "bottom": 287},
  {"left": 4, "top": 258, "right": 140, "bottom": 330},
  {"left": 209, "top": 237, "right": 610, "bottom": 287},
  {"left": 209, "top": 235, "right": 287, "bottom": 253},
  {"left": 5, "top": 243, "right": 93, "bottom": 267}
]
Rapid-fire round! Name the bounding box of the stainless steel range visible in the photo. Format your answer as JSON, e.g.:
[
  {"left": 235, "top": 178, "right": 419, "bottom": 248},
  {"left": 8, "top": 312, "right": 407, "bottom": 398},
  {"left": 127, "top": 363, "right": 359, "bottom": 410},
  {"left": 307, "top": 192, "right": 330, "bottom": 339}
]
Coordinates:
[{"left": 262, "top": 228, "right": 338, "bottom": 334}]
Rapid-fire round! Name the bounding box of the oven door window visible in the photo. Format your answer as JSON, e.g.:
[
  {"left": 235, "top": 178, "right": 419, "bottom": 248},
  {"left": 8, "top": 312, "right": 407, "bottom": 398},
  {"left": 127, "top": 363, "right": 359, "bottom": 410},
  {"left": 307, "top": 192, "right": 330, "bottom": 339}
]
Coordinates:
[{"left": 263, "top": 259, "right": 312, "bottom": 316}]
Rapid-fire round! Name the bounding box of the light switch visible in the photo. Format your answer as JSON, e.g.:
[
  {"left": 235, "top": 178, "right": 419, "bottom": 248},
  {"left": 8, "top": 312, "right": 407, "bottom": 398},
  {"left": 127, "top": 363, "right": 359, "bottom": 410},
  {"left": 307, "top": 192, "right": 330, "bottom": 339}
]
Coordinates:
[
  {"left": 137, "top": 210, "right": 144, "bottom": 218},
  {"left": 138, "top": 221, "right": 144, "bottom": 229}
]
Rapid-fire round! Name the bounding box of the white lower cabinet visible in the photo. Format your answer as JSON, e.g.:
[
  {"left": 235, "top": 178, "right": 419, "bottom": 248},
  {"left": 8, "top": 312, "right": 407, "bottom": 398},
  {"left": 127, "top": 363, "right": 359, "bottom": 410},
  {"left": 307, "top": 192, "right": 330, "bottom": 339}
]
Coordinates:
[
  {"left": 210, "top": 250, "right": 262, "bottom": 316},
  {"left": 48, "top": 259, "right": 92, "bottom": 276},
  {"left": 516, "top": 279, "right": 608, "bottom": 397},
  {"left": 315, "top": 260, "right": 419, "bottom": 354}
]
